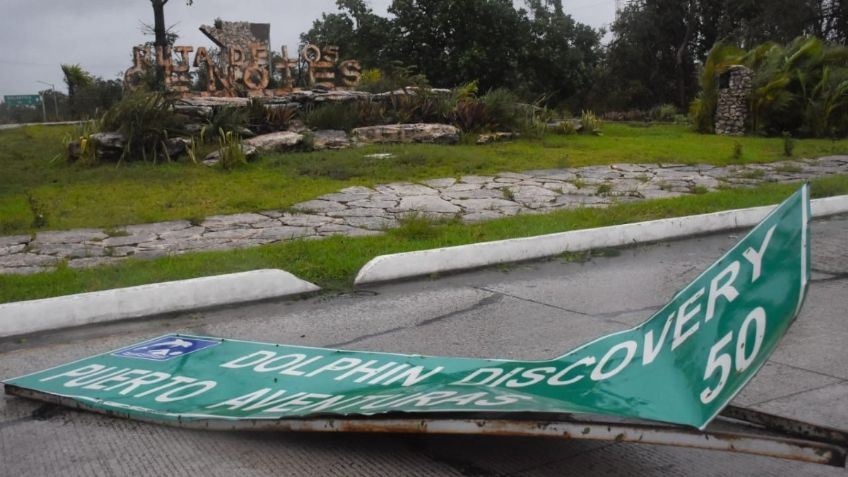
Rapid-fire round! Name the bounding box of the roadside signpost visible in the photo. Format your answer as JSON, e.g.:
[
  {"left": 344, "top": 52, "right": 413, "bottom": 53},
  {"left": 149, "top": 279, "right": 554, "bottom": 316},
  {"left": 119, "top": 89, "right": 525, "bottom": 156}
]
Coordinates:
[
  {"left": 6, "top": 185, "right": 846, "bottom": 467},
  {"left": 4, "top": 94, "right": 46, "bottom": 122},
  {"left": 4, "top": 95, "right": 42, "bottom": 107}
]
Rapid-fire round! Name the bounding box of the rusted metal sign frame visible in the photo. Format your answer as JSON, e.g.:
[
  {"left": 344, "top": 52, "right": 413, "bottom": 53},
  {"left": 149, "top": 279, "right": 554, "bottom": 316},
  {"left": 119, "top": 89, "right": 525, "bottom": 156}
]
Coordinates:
[{"left": 7, "top": 385, "right": 846, "bottom": 468}]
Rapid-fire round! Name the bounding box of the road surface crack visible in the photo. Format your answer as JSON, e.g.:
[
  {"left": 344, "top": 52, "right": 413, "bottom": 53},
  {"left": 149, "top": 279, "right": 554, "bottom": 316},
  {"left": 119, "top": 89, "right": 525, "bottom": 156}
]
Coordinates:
[{"left": 327, "top": 293, "right": 504, "bottom": 348}]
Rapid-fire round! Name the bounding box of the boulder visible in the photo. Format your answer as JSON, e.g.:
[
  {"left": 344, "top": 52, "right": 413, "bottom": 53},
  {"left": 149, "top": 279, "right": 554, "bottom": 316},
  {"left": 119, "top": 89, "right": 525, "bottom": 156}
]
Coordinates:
[
  {"left": 351, "top": 123, "right": 460, "bottom": 145},
  {"left": 244, "top": 131, "right": 304, "bottom": 152},
  {"left": 164, "top": 137, "right": 191, "bottom": 159},
  {"left": 312, "top": 130, "right": 351, "bottom": 150},
  {"left": 202, "top": 144, "right": 258, "bottom": 166},
  {"left": 286, "top": 119, "right": 309, "bottom": 134},
  {"left": 476, "top": 132, "right": 517, "bottom": 145},
  {"left": 68, "top": 132, "right": 127, "bottom": 162}
]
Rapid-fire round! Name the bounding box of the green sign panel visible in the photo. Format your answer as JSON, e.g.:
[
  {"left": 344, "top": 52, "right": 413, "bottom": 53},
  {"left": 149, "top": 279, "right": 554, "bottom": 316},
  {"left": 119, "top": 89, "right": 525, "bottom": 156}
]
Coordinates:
[
  {"left": 4, "top": 94, "right": 42, "bottom": 107},
  {"left": 4, "top": 186, "right": 811, "bottom": 430}
]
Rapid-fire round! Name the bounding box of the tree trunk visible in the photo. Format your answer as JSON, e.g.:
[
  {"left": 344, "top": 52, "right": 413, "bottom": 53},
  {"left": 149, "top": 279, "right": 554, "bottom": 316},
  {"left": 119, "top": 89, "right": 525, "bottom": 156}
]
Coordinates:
[
  {"left": 675, "top": 1, "right": 695, "bottom": 109},
  {"left": 152, "top": 0, "right": 168, "bottom": 89}
]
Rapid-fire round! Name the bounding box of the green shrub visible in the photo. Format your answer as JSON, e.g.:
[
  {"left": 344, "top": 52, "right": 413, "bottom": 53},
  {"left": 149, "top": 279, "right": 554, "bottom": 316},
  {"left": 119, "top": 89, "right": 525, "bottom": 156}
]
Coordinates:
[
  {"left": 452, "top": 98, "right": 489, "bottom": 132},
  {"left": 551, "top": 120, "right": 577, "bottom": 135},
  {"left": 732, "top": 141, "right": 744, "bottom": 161},
  {"left": 203, "top": 106, "right": 247, "bottom": 139},
  {"left": 481, "top": 89, "right": 522, "bottom": 131},
  {"left": 304, "top": 103, "right": 361, "bottom": 131},
  {"left": 216, "top": 128, "right": 246, "bottom": 170},
  {"left": 98, "top": 92, "right": 184, "bottom": 162},
  {"left": 246, "top": 99, "right": 299, "bottom": 133},
  {"left": 649, "top": 104, "right": 678, "bottom": 122},
  {"left": 782, "top": 131, "right": 795, "bottom": 157},
  {"left": 266, "top": 105, "right": 300, "bottom": 131},
  {"left": 357, "top": 69, "right": 386, "bottom": 92},
  {"left": 26, "top": 192, "right": 48, "bottom": 228},
  {"left": 387, "top": 89, "right": 451, "bottom": 124},
  {"left": 63, "top": 121, "right": 100, "bottom": 165},
  {"left": 580, "top": 110, "right": 603, "bottom": 135},
  {"left": 356, "top": 64, "right": 430, "bottom": 93},
  {"left": 691, "top": 37, "right": 848, "bottom": 138}
]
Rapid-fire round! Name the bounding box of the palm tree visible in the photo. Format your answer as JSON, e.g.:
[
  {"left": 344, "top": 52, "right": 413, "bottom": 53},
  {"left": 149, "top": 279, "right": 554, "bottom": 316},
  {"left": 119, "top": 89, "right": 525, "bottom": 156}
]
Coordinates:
[
  {"left": 689, "top": 43, "right": 744, "bottom": 133},
  {"left": 60, "top": 64, "right": 93, "bottom": 119},
  {"left": 692, "top": 36, "right": 848, "bottom": 137}
]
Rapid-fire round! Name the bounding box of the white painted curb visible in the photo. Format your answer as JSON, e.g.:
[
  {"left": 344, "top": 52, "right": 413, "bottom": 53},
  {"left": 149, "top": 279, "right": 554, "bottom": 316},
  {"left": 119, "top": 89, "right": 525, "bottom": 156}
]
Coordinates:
[
  {"left": 0, "top": 269, "right": 320, "bottom": 338},
  {"left": 354, "top": 195, "right": 848, "bottom": 285}
]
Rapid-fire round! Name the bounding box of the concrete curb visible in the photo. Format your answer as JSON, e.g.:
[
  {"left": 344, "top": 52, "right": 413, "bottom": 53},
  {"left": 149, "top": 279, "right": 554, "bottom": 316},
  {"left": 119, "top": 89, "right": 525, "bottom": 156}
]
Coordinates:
[
  {"left": 0, "top": 269, "right": 320, "bottom": 338},
  {"left": 354, "top": 195, "right": 848, "bottom": 285}
]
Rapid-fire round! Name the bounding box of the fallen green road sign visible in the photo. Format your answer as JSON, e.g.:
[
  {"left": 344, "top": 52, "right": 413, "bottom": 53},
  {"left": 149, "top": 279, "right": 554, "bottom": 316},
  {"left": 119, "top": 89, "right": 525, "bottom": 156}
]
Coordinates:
[{"left": 4, "top": 185, "right": 812, "bottom": 431}]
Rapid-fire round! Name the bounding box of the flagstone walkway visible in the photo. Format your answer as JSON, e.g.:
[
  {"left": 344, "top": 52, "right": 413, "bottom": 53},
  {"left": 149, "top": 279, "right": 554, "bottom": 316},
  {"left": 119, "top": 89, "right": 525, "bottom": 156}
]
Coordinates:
[{"left": 1, "top": 156, "right": 846, "bottom": 275}]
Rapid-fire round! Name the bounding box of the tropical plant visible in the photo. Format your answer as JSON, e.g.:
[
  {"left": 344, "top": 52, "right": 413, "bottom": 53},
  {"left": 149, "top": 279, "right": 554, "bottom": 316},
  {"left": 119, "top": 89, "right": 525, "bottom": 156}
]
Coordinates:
[
  {"left": 202, "top": 106, "right": 247, "bottom": 140},
  {"left": 580, "top": 110, "right": 603, "bottom": 135},
  {"left": 216, "top": 128, "right": 246, "bottom": 170},
  {"left": 60, "top": 64, "right": 94, "bottom": 118},
  {"left": 99, "top": 91, "right": 184, "bottom": 162},
  {"left": 304, "top": 102, "right": 361, "bottom": 131},
  {"left": 688, "top": 43, "right": 744, "bottom": 133},
  {"left": 690, "top": 37, "right": 848, "bottom": 137}
]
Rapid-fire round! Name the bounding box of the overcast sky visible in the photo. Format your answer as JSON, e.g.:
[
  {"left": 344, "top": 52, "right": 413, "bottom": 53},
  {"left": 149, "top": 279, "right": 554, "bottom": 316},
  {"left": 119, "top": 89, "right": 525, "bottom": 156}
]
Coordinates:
[{"left": 0, "top": 0, "right": 615, "bottom": 97}]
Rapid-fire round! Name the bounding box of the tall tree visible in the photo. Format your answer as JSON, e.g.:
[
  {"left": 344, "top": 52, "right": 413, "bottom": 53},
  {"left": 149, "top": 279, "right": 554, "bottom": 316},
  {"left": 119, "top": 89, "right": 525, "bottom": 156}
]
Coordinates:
[
  {"left": 60, "top": 64, "right": 93, "bottom": 119},
  {"left": 387, "top": 0, "right": 528, "bottom": 90},
  {"left": 150, "top": 0, "right": 193, "bottom": 88},
  {"left": 603, "top": 0, "right": 698, "bottom": 109},
  {"left": 301, "top": 0, "right": 393, "bottom": 69},
  {"left": 522, "top": 0, "right": 602, "bottom": 108}
]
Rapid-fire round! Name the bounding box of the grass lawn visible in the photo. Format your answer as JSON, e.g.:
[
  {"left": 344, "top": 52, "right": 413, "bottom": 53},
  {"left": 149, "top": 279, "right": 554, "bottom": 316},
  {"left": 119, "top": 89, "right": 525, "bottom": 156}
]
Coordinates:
[
  {"left": 2, "top": 175, "right": 846, "bottom": 304},
  {"left": 1, "top": 123, "right": 846, "bottom": 235}
]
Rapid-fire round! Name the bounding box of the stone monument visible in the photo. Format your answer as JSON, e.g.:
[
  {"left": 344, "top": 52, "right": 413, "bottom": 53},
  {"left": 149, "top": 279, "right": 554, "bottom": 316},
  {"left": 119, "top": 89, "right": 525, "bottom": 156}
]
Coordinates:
[
  {"left": 123, "top": 20, "right": 362, "bottom": 97},
  {"left": 715, "top": 65, "right": 753, "bottom": 136}
]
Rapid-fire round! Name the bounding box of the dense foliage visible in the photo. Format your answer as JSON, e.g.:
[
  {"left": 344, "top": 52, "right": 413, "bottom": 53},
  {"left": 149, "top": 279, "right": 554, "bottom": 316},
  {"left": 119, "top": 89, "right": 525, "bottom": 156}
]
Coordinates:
[
  {"left": 3, "top": 0, "right": 847, "bottom": 137},
  {"left": 305, "top": 0, "right": 848, "bottom": 121},
  {"left": 302, "top": 0, "right": 602, "bottom": 109},
  {"left": 594, "top": 0, "right": 848, "bottom": 111},
  {"left": 690, "top": 37, "right": 848, "bottom": 137}
]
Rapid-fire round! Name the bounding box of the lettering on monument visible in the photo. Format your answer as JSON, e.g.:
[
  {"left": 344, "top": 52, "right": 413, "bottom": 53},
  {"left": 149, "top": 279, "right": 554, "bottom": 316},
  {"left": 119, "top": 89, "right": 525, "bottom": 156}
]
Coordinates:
[{"left": 123, "top": 20, "right": 361, "bottom": 96}]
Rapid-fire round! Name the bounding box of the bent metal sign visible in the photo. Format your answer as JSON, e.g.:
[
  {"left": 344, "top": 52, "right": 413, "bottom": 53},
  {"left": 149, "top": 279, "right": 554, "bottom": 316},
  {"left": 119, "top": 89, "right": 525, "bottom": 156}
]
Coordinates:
[{"left": 4, "top": 186, "right": 811, "bottom": 430}]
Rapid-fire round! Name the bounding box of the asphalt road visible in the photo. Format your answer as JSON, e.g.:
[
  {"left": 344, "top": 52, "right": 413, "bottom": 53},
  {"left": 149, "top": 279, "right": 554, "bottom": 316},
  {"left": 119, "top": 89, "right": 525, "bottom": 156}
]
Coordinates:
[
  {"left": 0, "top": 121, "right": 83, "bottom": 131},
  {"left": 2, "top": 216, "right": 847, "bottom": 476}
]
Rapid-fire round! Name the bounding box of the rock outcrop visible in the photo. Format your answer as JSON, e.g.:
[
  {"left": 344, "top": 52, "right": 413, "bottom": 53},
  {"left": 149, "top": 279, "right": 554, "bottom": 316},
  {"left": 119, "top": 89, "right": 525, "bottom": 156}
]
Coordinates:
[
  {"left": 351, "top": 124, "right": 460, "bottom": 145},
  {"left": 244, "top": 131, "right": 304, "bottom": 152}
]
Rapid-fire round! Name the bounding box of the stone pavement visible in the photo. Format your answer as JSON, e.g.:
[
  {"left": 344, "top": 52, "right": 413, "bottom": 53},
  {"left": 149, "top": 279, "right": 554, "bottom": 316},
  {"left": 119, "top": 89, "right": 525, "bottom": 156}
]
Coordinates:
[{"left": 1, "top": 155, "right": 846, "bottom": 275}]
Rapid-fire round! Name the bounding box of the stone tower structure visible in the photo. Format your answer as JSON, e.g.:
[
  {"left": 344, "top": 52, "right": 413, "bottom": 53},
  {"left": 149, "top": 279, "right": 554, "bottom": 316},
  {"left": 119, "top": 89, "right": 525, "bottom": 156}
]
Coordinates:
[{"left": 715, "top": 65, "right": 753, "bottom": 136}]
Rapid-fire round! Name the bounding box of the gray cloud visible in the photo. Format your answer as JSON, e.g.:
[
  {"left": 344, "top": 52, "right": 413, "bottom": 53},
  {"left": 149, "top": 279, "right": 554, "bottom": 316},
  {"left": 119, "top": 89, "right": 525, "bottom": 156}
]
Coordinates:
[{"left": 0, "top": 0, "right": 613, "bottom": 96}]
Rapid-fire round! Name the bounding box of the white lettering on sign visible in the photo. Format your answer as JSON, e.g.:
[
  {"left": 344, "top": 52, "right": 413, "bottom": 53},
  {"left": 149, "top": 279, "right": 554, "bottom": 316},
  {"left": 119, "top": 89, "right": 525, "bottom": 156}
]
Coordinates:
[
  {"left": 672, "top": 288, "right": 705, "bottom": 351},
  {"left": 450, "top": 224, "right": 778, "bottom": 402},
  {"left": 700, "top": 306, "right": 768, "bottom": 404},
  {"left": 204, "top": 388, "right": 533, "bottom": 414},
  {"left": 742, "top": 226, "right": 776, "bottom": 283},
  {"left": 705, "top": 262, "right": 740, "bottom": 323},
  {"left": 38, "top": 365, "right": 219, "bottom": 402},
  {"left": 591, "top": 340, "right": 638, "bottom": 381},
  {"left": 220, "top": 351, "right": 444, "bottom": 387}
]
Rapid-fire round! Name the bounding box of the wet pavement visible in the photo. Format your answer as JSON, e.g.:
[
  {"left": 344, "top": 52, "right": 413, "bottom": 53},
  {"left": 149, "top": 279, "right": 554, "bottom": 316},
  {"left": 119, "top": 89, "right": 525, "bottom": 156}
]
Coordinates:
[{"left": 1, "top": 215, "right": 846, "bottom": 476}]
